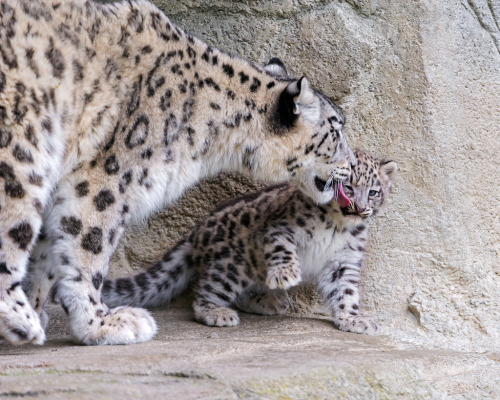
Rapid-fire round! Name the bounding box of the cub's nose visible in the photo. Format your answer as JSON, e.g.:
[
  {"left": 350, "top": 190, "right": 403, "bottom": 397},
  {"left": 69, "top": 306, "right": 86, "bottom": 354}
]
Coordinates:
[{"left": 354, "top": 204, "right": 367, "bottom": 213}]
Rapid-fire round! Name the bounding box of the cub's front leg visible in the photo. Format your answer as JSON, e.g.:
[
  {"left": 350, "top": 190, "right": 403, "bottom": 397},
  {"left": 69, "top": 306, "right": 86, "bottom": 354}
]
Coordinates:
[
  {"left": 262, "top": 224, "right": 302, "bottom": 290},
  {"left": 318, "top": 261, "right": 379, "bottom": 335}
]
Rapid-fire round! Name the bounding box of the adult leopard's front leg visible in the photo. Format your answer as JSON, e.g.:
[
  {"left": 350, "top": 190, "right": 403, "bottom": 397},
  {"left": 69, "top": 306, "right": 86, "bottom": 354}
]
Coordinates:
[{"left": 46, "top": 170, "right": 157, "bottom": 345}]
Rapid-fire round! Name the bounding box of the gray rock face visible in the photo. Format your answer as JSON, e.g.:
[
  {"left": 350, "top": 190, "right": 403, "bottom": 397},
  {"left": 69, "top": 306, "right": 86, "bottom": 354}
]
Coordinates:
[{"left": 111, "top": 0, "right": 500, "bottom": 353}]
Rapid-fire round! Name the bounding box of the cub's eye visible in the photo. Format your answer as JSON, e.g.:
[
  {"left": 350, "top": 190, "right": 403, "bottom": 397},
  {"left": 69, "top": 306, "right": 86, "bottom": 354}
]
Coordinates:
[
  {"left": 369, "top": 190, "right": 379, "bottom": 197},
  {"left": 344, "top": 185, "right": 353, "bottom": 192}
]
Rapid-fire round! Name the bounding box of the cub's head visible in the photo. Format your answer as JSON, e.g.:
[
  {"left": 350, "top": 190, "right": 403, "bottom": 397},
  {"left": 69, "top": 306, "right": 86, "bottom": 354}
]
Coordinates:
[
  {"left": 339, "top": 149, "right": 397, "bottom": 221},
  {"left": 263, "top": 58, "right": 355, "bottom": 205}
]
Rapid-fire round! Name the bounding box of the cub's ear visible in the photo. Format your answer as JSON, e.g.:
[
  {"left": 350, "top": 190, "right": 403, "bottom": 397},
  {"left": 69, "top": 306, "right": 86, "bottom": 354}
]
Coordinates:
[
  {"left": 380, "top": 160, "right": 398, "bottom": 186},
  {"left": 264, "top": 57, "right": 288, "bottom": 77},
  {"left": 278, "top": 76, "right": 320, "bottom": 128}
]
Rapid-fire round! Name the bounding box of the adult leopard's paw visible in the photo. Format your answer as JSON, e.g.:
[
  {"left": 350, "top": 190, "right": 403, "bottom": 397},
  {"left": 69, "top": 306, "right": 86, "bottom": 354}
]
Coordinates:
[
  {"left": 70, "top": 306, "right": 157, "bottom": 346},
  {"left": 0, "top": 286, "right": 46, "bottom": 345}
]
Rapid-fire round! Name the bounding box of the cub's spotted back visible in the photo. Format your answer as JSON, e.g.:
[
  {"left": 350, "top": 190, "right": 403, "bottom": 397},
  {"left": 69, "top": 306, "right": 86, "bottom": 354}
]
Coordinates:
[{"left": 0, "top": 0, "right": 355, "bottom": 345}]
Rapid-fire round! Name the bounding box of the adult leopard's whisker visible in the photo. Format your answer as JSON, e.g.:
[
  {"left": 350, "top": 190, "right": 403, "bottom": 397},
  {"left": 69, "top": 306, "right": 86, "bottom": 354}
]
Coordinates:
[{"left": 323, "top": 173, "right": 335, "bottom": 192}]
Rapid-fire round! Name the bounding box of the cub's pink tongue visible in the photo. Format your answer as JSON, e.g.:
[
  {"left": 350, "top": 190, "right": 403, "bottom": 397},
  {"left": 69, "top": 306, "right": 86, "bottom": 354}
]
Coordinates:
[{"left": 336, "top": 182, "right": 350, "bottom": 207}]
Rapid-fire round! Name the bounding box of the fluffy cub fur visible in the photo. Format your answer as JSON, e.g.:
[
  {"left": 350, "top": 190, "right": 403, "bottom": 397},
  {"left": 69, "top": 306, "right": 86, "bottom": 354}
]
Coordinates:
[
  {"left": 0, "top": 0, "right": 354, "bottom": 345},
  {"left": 103, "top": 150, "right": 397, "bottom": 335}
]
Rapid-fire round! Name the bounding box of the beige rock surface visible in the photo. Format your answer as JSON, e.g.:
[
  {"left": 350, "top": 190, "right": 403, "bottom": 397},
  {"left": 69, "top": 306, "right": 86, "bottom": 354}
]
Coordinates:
[
  {"left": 109, "top": 0, "right": 500, "bottom": 353},
  {"left": 1, "top": 304, "right": 499, "bottom": 399}
]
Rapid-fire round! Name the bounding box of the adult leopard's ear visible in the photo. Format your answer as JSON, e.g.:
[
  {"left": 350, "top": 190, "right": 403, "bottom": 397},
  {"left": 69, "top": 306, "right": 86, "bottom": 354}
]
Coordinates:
[
  {"left": 278, "top": 76, "right": 320, "bottom": 128},
  {"left": 379, "top": 160, "right": 398, "bottom": 189},
  {"left": 264, "top": 57, "right": 288, "bottom": 77}
]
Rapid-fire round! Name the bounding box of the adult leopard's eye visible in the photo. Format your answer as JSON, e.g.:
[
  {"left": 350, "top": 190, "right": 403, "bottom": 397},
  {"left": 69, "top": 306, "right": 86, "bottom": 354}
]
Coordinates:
[{"left": 369, "top": 190, "right": 378, "bottom": 197}]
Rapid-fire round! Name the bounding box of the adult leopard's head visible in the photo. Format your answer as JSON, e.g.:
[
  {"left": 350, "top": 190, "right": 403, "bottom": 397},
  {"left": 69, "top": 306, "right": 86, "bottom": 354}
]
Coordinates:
[
  {"left": 262, "top": 58, "right": 355, "bottom": 204},
  {"left": 339, "top": 149, "right": 397, "bottom": 220}
]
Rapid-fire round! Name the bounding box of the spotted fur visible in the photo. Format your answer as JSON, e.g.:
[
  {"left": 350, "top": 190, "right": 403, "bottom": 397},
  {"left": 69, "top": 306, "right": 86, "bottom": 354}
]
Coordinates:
[
  {"left": 103, "top": 150, "right": 397, "bottom": 335},
  {"left": 0, "top": 0, "right": 354, "bottom": 345}
]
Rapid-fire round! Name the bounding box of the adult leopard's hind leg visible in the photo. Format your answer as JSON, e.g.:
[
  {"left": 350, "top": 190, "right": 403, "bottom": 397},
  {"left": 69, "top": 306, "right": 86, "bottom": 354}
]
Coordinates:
[
  {"left": 45, "top": 165, "right": 157, "bottom": 345},
  {"left": 0, "top": 217, "right": 46, "bottom": 345},
  {"left": 0, "top": 121, "right": 58, "bottom": 344}
]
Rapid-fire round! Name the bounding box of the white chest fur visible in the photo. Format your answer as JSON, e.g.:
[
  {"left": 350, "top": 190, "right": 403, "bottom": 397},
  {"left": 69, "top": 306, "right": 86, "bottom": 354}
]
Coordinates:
[{"left": 296, "top": 224, "right": 364, "bottom": 281}]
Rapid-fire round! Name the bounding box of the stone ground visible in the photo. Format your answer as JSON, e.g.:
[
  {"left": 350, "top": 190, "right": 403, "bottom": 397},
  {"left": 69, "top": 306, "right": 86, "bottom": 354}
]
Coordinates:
[{"left": 1, "top": 303, "right": 499, "bottom": 400}]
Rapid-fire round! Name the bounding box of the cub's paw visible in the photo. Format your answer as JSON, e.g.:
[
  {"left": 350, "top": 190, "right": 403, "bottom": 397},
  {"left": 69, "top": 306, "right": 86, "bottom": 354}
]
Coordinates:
[
  {"left": 0, "top": 286, "right": 45, "bottom": 345},
  {"left": 238, "top": 290, "right": 289, "bottom": 316},
  {"left": 266, "top": 266, "right": 302, "bottom": 290},
  {"left": 193, "top": 304, "right": 240, "bottom": 327},
  {"left": 335, "top": 314, "right": 379, "bottom": 336},
  {"left": 70, "top": 306, "right": 157, "bottom": 345}
]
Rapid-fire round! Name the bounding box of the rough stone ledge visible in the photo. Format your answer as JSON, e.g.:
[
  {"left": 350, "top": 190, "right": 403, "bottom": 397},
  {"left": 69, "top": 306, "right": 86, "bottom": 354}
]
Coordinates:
[{"left": 1, "top": 304, "right": 499, "bottom": 399}]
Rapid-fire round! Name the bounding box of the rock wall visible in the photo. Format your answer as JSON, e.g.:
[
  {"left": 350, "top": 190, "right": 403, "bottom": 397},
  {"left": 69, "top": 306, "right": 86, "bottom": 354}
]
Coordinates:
[{"left": 110, "top": 0, "right": 500, "bottom": 352}]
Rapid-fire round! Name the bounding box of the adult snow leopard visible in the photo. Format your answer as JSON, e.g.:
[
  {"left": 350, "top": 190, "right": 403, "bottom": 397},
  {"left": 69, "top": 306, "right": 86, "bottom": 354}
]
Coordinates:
[
  {"left": 0, "top": 0, "right": 354, "bottom": 345},
  {"left": 103, "top": 150, "right": 397, "bottom": 335}
]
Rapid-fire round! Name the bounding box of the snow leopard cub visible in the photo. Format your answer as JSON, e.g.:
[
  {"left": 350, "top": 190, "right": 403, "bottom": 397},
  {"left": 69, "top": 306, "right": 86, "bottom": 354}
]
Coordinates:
[{"left": 103, "top": 150, "right": 397, "bottom": 335}]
